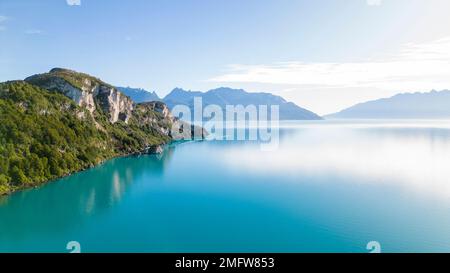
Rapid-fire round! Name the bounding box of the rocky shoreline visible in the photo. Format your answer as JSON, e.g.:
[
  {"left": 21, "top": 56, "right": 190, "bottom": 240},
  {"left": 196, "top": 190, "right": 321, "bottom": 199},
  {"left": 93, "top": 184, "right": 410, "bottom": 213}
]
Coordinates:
[{"left": 0, "top": 139, "right": 201, "bottom": 197}]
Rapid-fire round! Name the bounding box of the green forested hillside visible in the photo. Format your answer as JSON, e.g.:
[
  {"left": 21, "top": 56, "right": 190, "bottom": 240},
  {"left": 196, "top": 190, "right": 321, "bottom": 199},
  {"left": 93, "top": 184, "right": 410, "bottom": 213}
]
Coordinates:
[
  {"left": 0, "top": 81, "right": 169, "bottom": 195},
  {"left": 0, "top": 81, "right": 110, "bottom": 194}
]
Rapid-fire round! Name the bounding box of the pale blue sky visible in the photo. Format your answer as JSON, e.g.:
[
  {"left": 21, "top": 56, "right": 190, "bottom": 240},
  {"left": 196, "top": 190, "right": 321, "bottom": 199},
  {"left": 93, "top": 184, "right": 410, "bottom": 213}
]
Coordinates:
[{"left": 1, "top": 0, "right": 450, "bottom": 114}]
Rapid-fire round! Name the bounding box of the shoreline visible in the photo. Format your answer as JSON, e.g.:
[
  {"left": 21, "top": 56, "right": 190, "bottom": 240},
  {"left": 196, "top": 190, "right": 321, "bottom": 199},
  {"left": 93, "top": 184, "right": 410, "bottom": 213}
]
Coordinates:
[
  {"left": 0, "top": 139, "right": 205, "bottom": 197},
  {"left": 0, "top": 142, "right": 172, "bottom": 197}
]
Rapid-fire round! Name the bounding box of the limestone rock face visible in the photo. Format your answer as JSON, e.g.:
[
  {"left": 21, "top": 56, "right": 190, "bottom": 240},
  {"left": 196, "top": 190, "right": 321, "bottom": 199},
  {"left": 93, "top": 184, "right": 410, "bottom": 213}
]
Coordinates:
[
  {"left": 24, "top": 68, "right": 207, "bottom": 141},
  {"left": 133, "top": 101, "right": 173, "bottom": 136},
  {"left": 26, "top": 74, "right": 97, "bottom": 113},
  {"left": 133, "top": 101, "right": 208, "bottom": 140},
  {"left": 170, "top": 120, "right": 208, "bottom": 140},
  {"left": 142, "top": 145, "right": 164, "bottom": 155},
  {"left": 25, "top": 68, "right": 133, "bottom": 124},
  {"left": 96, "top": 85, "right": 134, "bottom": 123},
  {"left": 138, "top": 101, "right": 172, "bottom": 119}
]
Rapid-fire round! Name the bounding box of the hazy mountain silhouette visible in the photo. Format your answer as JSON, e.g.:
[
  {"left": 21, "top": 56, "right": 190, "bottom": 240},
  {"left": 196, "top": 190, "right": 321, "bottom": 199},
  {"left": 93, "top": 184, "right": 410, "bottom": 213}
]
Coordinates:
[
  {"left": 327, "top": 90, "right": 450, "bottom": 119},
  {"left": 163, "top": 87, "right": 322, "bottom": 120}
]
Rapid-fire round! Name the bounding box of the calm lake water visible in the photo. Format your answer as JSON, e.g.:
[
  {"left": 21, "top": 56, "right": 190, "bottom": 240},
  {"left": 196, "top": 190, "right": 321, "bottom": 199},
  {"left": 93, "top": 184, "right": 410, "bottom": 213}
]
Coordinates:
[{"left": 1, "top": 120, "right": 450, "bottom": 253}]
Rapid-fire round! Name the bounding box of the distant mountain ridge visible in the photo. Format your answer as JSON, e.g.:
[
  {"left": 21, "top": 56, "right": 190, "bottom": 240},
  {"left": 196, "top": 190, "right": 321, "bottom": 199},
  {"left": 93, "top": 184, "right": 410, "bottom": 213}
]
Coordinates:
[
  {"left": 162, "top": 87, "right": 322, "bottom": 120},
  {"left": 117, "top": 86, "right": 161, "bottom": 103},
  {"left": 327, "top": 90, "right": 450, "bottom": 119}
]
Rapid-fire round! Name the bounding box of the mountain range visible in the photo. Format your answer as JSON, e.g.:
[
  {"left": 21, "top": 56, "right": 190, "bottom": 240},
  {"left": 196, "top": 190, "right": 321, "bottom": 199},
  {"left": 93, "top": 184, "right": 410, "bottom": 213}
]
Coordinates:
[
  {"left": 120, "top": 87, "right": 322, "bottom": 120},
  {"left": 327, "top": 90, "right": 450, "bottom": 119},
  {"left": 120, "top": 86, "right": 450, "bottom": 120}
]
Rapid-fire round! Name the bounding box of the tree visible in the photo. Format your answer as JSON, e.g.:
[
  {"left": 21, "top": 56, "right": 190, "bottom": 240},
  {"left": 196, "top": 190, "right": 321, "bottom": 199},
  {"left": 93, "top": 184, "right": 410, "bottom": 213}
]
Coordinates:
[
  {"left": 0, "top": 174, "right": 9, "bottom": 195},
  {"left": 10, "top": 166, "right": 28, "bottom": 186},
  {"left": 0, "top": 174, "right": 8, "bottom": 186}
]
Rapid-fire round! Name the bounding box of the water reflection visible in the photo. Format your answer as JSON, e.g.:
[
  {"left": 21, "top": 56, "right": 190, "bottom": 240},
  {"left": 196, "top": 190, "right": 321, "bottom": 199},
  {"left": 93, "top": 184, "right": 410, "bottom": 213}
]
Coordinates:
[
  {"left": 222, "top": 122, "right": 450, "bottom": 199},
  {"left": 2, "top": 121, "right": 450, "bottom": 252},
  {"left": 0, "top": 147, "right": 175, "bottom": 242}
]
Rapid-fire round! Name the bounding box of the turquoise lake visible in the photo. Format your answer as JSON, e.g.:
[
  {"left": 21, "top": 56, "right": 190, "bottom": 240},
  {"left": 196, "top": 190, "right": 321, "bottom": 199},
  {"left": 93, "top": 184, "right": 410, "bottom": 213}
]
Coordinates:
[{"left": 1, "top": 120, "right": 450, "bottom": 253}]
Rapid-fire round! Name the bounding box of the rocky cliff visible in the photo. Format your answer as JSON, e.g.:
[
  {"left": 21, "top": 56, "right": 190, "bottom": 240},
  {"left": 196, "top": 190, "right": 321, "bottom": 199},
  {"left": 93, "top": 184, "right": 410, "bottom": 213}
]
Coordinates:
[
  {"left": 24, "top": 68, "right": 207, "bottom": 140},
  {"left": 26, "top": 68, "right": 134, "bottom": 124},
  {"left": 134, "top": 101, "right": 207, "bottom": 140}
]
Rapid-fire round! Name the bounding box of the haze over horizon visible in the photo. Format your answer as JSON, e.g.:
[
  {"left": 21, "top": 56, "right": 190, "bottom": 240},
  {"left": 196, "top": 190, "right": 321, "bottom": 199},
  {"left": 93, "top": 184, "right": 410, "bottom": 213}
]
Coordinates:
[{"left": 2, "top": 0, "right": 450, "bottom": 115}]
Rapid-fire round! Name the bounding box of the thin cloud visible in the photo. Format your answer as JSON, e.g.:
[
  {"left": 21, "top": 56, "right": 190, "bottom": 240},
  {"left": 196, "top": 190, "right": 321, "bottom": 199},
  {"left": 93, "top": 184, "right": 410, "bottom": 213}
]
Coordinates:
[
  {"left": 66, "top": 0, "right": 81, "bottom": 6},
  {"left": 0, "top": 15, "right": 8, "bottom": 31},
  {"left": 209, "top": 37, "right": 450, "bottom": 92},
  {"left": 25, "top": 29, "right": 43, "bottom": 35}
]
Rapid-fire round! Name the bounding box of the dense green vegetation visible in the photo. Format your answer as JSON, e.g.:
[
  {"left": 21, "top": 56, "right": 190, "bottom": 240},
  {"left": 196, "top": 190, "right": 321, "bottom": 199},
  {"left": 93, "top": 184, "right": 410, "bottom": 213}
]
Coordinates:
[
  {"left": 0, "top": 81, "right": 169, "bottom": 195},
  {"left": 26, "top": 68, "right": 114, "bottom": 92}
]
